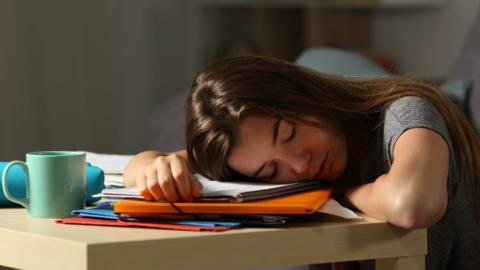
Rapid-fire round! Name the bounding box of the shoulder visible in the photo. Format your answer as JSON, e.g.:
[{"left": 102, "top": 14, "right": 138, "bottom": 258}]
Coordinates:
[
  {"left": 383, "top": 96, "right": 449, "bottom": 144},
  {"left": 384, "top": 96, "right": 445, "bottom": 125},
  {"left": 381, "top": 96, "right": 453, "bottom": 165}
]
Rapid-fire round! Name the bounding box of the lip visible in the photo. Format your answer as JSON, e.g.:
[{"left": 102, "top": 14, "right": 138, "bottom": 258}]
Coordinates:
[{"left": 314, "top": 152, "right": 329, "bottom": 180}]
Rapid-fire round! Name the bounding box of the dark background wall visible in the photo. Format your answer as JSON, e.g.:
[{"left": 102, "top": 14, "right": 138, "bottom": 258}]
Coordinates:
[{"left": 0, "top": 0, "right": 477, "bottom": 160}]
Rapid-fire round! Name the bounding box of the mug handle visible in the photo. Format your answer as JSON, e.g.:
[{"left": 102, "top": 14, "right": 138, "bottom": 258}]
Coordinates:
[{"left": 1, "top": 161, "right": 29, "bottom": 208}]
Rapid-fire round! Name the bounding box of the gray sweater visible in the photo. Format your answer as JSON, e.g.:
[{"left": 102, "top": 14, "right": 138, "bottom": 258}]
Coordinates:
[{"left": 370, "top": 96, "right": 480, "bottom": 270}]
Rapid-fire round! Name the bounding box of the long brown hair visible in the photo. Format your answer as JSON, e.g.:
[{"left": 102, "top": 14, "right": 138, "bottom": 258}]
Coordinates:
[{"left": 185, "top": 55, "right": 480, "bottom": 203}]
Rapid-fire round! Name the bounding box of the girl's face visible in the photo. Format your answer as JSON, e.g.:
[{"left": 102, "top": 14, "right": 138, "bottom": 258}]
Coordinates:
[{"left": 227, "top": 116, "right": 348, "bottom": 184}]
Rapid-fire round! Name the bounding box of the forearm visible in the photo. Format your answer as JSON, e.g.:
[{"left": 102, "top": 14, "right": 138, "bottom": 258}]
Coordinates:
[
  {"left": 346, "top": 174, "right": 396, "bottom": 223},
  {"left": 123, "top": 149, "right": 188, "bottom": 187},
  {"left": 346, "top": 174, "right": 446, "bottom": 229}
]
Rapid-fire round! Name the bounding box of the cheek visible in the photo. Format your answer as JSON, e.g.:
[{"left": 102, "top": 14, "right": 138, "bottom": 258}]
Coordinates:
[
  {"left": 275, "top": 166, "right": 302, "bottom": 183},
  {"left": 303, "top": 129, "right": 330, "bottom": 153},
  {"left": 307, "top": 125, "right": 348, "bottom": 178}
]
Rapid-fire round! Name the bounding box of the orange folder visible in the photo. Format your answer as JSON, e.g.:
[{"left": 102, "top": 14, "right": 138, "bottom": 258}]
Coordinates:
[{"left": 114, "top": 188, "right": 332, "bottom": 215}]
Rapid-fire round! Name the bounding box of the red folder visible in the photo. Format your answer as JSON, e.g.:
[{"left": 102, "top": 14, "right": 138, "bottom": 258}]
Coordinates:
[
  {"left": 114, "top": 188, "right": 331, "bottom": 215},
  {"left": 56, "top": 217, "right": 231, "bottom": 232}
]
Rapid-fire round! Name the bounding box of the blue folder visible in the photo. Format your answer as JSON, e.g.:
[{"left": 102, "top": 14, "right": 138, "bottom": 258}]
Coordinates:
[{"left": 71, "top": 202, "right": 242, "bottom": 228}]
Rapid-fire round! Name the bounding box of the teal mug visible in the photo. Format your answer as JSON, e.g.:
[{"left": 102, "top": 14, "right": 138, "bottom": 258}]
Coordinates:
[{"left": 1, "top": 151, "right": 86, "bottom": 218}]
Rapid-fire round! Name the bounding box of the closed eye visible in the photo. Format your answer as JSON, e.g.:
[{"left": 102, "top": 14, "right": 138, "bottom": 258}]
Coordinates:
[
  {"left": 256, "top": 162, "right": 277, "bottom": 182},
  {"left": 269, "top": 162, "right": 277, "bottom": 179},
  {"left": 285, "top": 123, "right": 296, "bottom": 142}
]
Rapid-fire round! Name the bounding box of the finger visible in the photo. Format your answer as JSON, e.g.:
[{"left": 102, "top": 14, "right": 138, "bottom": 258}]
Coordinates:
[
  {"left": 156, "top": 162, "right": 179, "bottom": 202},
  {"left": 152, "top": 187, "right": 166, "bottom": 202},
  {"left": 136, "top": 174, "right": 154, "bottom": 201},
  {"left": 145, "top": 167, "right": 165, "bottom": 201},
  {"left": 170, "top": 155, "right": 193, "bottom": 201},
  {"left": 190, "top": 174, "right": 203, "bottom": 198}
]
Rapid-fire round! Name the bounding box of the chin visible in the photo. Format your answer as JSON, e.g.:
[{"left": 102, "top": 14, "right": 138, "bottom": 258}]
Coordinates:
[
  {"left": 329, "top": 162, "right": 347, "bottom": 180},
  {"left": 330, "top": 171, "right": 343, "bottom": 180}
]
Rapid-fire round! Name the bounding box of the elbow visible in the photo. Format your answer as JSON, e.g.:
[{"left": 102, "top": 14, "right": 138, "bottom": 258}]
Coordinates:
[
  {"left": 391, "top": 209, "right": 425, "bottom": 229},
  {"left": 388, "top": 196, "right": 447, "bottom": 229}
]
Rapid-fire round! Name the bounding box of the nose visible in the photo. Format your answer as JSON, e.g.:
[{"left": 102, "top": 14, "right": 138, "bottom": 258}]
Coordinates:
[{"left": 288, "top": 151, "right": 311, "bottom": 176}]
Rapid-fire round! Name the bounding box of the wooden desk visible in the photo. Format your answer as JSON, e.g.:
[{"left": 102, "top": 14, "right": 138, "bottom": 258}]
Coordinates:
[{"left": 0, "top": 208, "right": 426, "bottom": 270}]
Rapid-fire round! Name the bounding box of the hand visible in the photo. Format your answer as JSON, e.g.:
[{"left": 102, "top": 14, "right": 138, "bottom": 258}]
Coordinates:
[{"left": 135, "top": 154, "right": 202, "bottom": 202}]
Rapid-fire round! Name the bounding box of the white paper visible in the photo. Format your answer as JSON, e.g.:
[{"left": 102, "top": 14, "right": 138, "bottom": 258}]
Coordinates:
[
  {"left": 104, "top": 174, "right": 125, "bottom": 187},
  {"left": 317, "top": 199, "right": 362, "bottom": 219},
  {"left": 86, "top": 152, "right": 134, "bottom": 174},
  {"left": 195, "top": 174, "right": 295, "bottom": 195},
  {"left": 96, "top": 174, "right": 302, "bottom": 199}
]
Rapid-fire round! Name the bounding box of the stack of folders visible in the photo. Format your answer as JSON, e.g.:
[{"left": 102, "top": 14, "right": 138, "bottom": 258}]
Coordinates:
[{"left": 57, "top": 174, "right": 332, "bottom": 232}]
